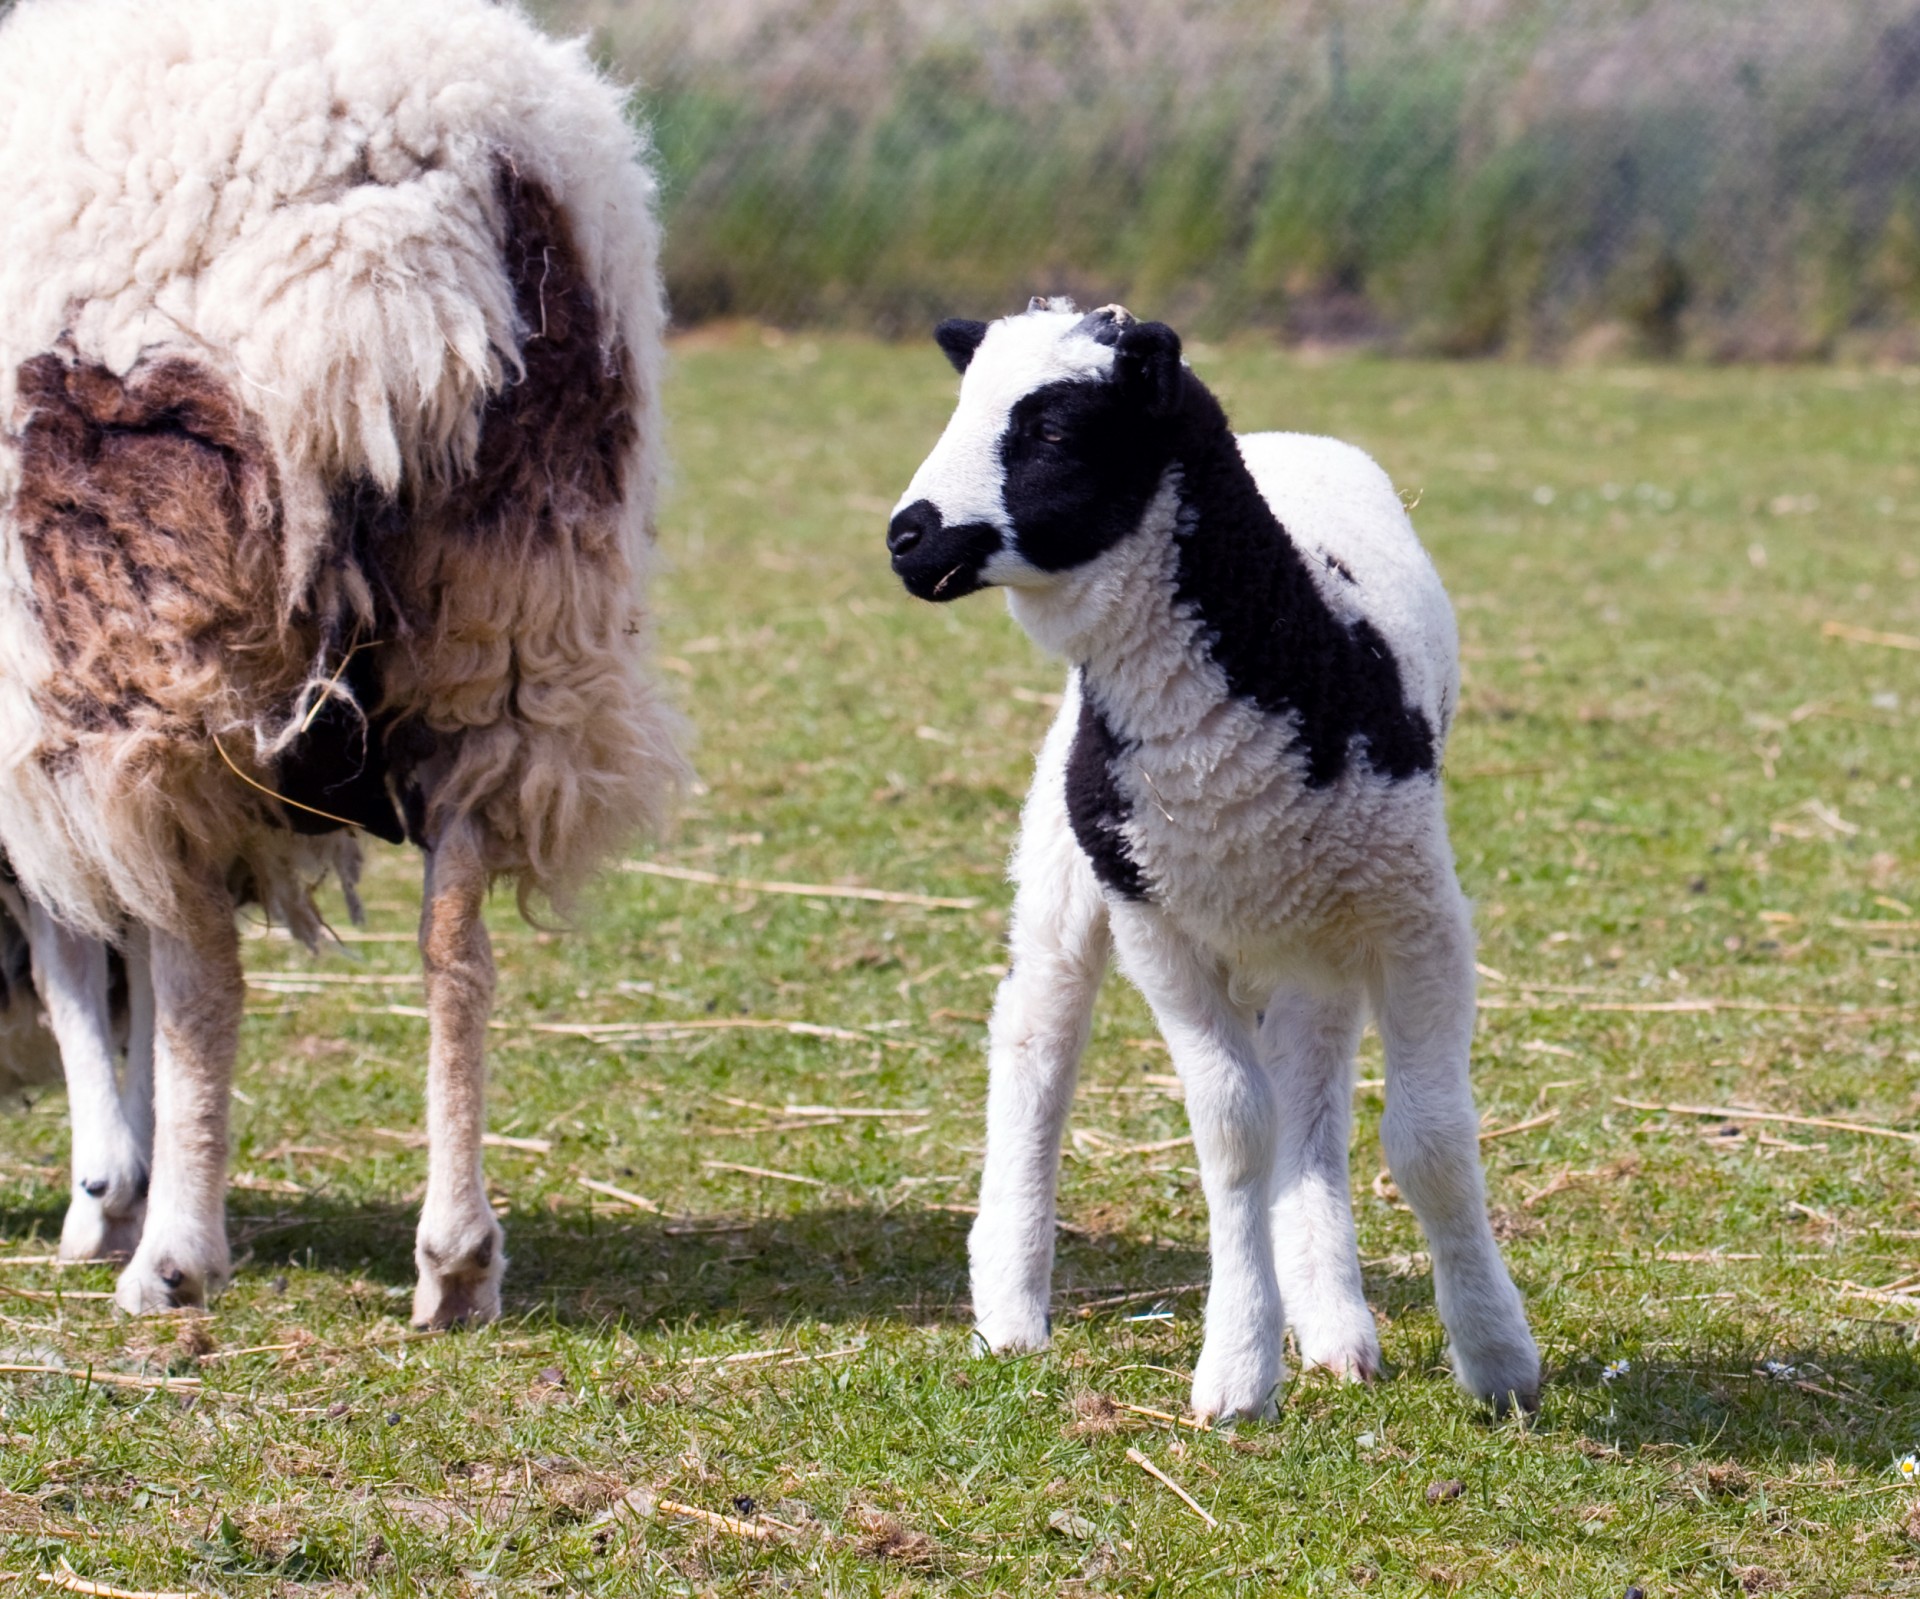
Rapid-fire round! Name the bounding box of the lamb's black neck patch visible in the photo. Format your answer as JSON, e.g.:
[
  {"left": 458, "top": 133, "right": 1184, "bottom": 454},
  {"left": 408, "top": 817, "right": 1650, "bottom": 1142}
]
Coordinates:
[
  {"left": 1065, "top": 689, "right": 1148, "bottom": 900},
  {"left": 1161, "top": 377, "right": 1435, "bottom": 788}
]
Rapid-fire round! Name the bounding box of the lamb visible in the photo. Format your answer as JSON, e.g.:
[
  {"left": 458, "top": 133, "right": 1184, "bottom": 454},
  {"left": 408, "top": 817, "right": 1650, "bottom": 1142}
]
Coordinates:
[
  {"left": 0, "top": 0, "right": 685, "bottom": 1322},
  {"left": 887, "top": 298, "right": 1539, "bottom": 1422}
]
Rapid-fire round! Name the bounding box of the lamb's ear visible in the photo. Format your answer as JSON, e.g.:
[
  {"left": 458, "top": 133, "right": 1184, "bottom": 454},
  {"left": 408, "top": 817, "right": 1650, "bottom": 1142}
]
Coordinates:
[
  {"left": 934, "top": 319, "right": 989, "bottom": 374},
  {"left": 1114, "top": 320, "right": 1183, "bottom": 417}
]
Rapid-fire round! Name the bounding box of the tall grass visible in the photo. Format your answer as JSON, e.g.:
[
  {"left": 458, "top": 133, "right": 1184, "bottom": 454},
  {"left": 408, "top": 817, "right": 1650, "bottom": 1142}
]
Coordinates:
[{"left": 540, "top": 0, "right": 1920, "bottom": 357}]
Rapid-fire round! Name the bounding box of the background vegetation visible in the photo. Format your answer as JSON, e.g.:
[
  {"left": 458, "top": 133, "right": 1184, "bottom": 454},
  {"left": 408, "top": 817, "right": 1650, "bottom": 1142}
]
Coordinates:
[
  {"left": 539, "top": 0, "right": 1920, "bottom": 358},
  {"left": 2, "top": 336, "right": 1918, "bottom": 1594}
]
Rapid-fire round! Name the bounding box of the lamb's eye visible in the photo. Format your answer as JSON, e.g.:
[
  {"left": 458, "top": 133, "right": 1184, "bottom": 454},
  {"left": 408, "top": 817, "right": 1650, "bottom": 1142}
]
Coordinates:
[{"left": 1039, "top": 423, "right": 1065, "bottom": 445}]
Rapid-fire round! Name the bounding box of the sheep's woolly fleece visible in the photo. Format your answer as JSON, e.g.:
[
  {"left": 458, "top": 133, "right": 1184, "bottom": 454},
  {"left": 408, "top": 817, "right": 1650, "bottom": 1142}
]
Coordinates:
[{"left": 0, "top": 0, "right": 687, "bottom": 938}]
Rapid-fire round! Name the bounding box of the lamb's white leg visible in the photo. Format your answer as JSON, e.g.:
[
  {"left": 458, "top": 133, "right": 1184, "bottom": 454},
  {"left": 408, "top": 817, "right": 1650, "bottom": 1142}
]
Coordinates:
[
  {"left": 116, "top": 892, "right": 238, "bottom": 1311},
  {"left": 1374, "top": 895, "right": 1539, "bottom": 1410},
  {"left": 411, "top": 816, "right": 505, "bottom": 1328},
  {"left": 1112, "top": 905, "right": 1281, "bottom": 1423},
  {"left": 1261, "top": 982, "right": 1378, "bottom": 1381},
  {"left": 970, "top": 799, "right": 1110, "bottom": 1353},
  {"left": 30, "top": 907, "right": 146, "bottom": 1262}
]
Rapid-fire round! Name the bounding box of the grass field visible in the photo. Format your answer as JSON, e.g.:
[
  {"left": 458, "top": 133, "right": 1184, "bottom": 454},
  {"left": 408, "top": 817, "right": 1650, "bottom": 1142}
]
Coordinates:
[{"left": 4, "top": 335, "right": 1920, "bottom": 1596}]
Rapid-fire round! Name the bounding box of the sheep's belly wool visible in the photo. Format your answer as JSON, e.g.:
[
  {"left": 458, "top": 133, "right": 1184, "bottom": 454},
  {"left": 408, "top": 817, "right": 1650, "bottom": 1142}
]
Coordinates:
[{"left": 0, "top": 0, "right": 683, "bottom": 938}]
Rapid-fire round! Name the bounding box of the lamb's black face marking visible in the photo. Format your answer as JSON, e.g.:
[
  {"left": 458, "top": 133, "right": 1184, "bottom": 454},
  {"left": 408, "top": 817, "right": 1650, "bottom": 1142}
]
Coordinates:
[
  {"left": 997, "top": 372, "right": 1175, "bottom": 572},
  {"left": 887, "top": 498, "right": 1001, "bottom": 601},
  {"left": 1065, "top": 689, "right": 1148, "bottom": 900},
  {"left": 994, "top": 321, "right": 1188, "bottom": 576}
]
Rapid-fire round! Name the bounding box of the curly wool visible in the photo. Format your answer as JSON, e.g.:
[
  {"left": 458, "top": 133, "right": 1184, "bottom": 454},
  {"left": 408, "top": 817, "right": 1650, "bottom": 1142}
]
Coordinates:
[{"left": 0, "top": 0, "right": 688, "bottom": 937}]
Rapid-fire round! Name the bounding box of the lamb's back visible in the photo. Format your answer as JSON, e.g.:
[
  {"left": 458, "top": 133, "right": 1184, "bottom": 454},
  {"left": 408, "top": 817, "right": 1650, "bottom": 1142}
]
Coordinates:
[{"left": 1233, "top": 430, "right": 1460, "bottom": 742}]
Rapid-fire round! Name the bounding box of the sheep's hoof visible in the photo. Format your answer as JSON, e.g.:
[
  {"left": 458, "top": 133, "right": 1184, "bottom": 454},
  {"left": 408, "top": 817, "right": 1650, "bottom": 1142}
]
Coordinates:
[
  {"left": 60, "top": 1194, "right": 145, "bottom": 1263},
  {"left": 412, "top": 1217, "right": 506, "bottom": 1329},
  {"left": 115, "top": 1247, "right": 224, "bottom": 1315}
]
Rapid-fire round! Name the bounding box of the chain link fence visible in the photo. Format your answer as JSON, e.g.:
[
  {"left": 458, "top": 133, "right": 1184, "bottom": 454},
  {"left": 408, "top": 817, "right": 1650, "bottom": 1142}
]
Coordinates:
[{"left": 530, "top": 0, "right": 1920, "bottom": 358}]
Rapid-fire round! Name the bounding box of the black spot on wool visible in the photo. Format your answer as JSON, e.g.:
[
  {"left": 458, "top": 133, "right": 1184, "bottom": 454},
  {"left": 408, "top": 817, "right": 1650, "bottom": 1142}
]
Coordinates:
[
  {"left": 1065, "top": 690, "right": 1148, "bottom": 900},
  {"left": 0, "top": 870, "right": 31, "bottom": 1022},
  {"left": 1162, "top": 374, "right": 1435, "bottom": 787}
]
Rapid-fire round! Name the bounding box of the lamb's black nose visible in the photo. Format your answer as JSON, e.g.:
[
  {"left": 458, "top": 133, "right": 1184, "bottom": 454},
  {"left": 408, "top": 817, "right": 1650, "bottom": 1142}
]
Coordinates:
[{"left": 887, "top": 499, "right": 939, "bottom": 556}]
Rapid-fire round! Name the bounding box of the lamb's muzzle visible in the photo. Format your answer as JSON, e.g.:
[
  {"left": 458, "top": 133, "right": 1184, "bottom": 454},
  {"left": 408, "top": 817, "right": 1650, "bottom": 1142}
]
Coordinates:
[{"left": 886, "top": 499, "right": 1001, "bottom": 601}]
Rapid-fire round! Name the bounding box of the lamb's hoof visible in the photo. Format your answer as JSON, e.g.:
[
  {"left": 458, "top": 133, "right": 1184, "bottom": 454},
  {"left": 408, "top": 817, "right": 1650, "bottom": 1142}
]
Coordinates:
[
  {"left": 1298, "top": 1342, "right": 1382, "bottom": 1384},
  {"left": 1488, "top": 1385, "right": 1541, "bottom": 1419},
  {"left": 1292, "top": 1307, "right": 1384, "bottom": 1384},
  {"left": 60, "top": 1194, "right": 145, "bottom": 1263},
  {"left": 412, "top": 1216, "right": 505, "bottom": 1330},
  {"left": 115, "top": 1243, "right": 226, "bottom": 1315},
  {"left": 1189, "top": 1346, "right": 1284, "bottom": 1425},
  {"left": 1451, "top": 1332, "right": 1542, "bottom": 1416},
  {"left": 970, "top": 1301, "right": 1053, "bottom": 1356}
]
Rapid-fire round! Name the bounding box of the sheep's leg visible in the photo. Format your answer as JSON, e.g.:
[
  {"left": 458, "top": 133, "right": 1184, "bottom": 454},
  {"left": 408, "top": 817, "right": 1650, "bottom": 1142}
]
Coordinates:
[
  {"left": 1112, "top": 905, "right": 1281, "bottom": 1423},
  {"left": 1261, "top": 982, "right": 1379, "bottom": 1381},
  {"left": 31, "top": 908, "right": 147, "bottom": 1262},
  {"left": 116, "top": 893, "right": 238, "bottom": 1312},
  {"left": 970, "top": 813, "right": 1110, "bottom": 1354},
  {"left": 121, "top": 924, "right": 156, "bottom": 1176},
  {"left": 411, "top": 816, "right": 505, "bottom": 1328},
  {"left": 1374, "top": 899, "right": 1538, "bottom": 1410}
]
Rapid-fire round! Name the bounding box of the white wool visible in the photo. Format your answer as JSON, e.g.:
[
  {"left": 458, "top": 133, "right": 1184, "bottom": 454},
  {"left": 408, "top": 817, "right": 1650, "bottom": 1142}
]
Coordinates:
[{"left": 0, "top": 0, "right": 665, "bottom": 526}]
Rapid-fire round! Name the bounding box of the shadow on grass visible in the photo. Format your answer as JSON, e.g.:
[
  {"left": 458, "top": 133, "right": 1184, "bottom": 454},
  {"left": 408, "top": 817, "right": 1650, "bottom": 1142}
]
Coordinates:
[
  {"left": 13, "top": 1189, "right": 1912, "bottom": 1472},
  {"left": 0, "top": 1190, "right": 1209, "bottom": 1335},
  {"left": 1351, "top": 1256, "right": 1920, "bottom": 1473},
  {"left": 1546, "top": 1333, "right": 1920, "bottom": 1476}
]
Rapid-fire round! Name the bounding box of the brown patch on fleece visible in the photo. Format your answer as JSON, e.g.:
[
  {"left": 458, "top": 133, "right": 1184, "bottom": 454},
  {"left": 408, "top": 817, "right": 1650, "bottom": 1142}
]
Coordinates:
[
  {"left": 354, "top": 160, "right": 674, "bottom": 896},
  {"left": 12, "top": 351, "right": 291, "bottom": 743},
  {"left": 440, "top": 165, "right": 635, "bottom": 547}
]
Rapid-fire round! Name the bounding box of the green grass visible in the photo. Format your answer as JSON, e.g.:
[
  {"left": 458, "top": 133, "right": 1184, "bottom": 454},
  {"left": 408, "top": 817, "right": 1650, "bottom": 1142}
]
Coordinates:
[{"left": 4, "top": 336, "right": 1920, "bottom": 1596}]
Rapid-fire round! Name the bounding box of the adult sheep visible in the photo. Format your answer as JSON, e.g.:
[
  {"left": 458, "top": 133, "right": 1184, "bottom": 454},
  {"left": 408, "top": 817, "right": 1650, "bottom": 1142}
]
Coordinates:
[
  {"left": 887, "top": 298, "right": 1538, "bottom": 1422},
  {"left": 0, "top": 0, "right": 685, "bottom": 1321}
]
